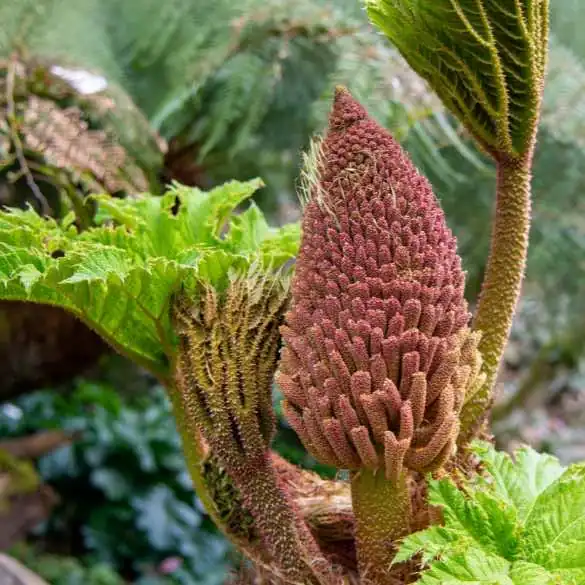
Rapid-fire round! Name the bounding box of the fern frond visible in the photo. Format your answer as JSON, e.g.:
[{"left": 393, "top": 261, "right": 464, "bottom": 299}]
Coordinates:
[{"left": 0, "top": 54, "right": 163, "bottom": 226}]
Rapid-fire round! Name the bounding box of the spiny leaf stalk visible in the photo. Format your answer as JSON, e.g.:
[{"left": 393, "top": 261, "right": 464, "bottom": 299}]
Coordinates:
[
  {"left": 466, "top": 158, "right": 532, "bottom": 436},
  {"left": 173, "top": 276, "right": 339, "bottom": 585}
]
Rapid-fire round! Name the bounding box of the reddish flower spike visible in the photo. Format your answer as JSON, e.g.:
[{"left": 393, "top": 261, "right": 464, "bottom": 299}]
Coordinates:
[{"left": 278, "top": 88, "right": 484, "bottom": 479}]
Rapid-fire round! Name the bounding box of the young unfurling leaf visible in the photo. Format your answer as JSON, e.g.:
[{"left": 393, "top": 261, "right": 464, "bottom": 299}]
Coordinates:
[{"left": 366, "top": 0, "right": 549, "bottom": 159}]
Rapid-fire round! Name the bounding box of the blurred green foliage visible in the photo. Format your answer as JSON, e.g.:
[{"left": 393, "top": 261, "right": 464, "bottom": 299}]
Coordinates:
[
  {"left": 0, "top": 381, "right": 230, "bottom": 584},
  {"left": 10, "top": 543, "right": 129, "bottom": 585},
  {"left": 0, "top": 0, "right": 471, "bottom": 216}
]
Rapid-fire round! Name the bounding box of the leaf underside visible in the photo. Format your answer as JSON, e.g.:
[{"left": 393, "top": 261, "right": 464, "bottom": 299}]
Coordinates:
[{"left": 366, "top": 0, "right": 549, "bottom": 157}]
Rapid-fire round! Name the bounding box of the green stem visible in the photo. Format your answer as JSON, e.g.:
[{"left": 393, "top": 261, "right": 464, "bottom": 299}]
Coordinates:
[
  {"left": 166, "top": 381, "right": 283, "bottom": 573},
  {"left": 169, "top": 373, "right": 333, "bottom": 583},
  {"left": 165, "top": 382, "right": 229, "bottom": 538},
  {"left": 468, "top": 156, "right": 532, "bottom": 428},
  {"left": 351, "top": 469, "right": 411, "bottom": 585}
]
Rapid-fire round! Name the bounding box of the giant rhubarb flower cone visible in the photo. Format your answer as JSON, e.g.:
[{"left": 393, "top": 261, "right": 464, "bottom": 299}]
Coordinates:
[{"left": 277, "top": 88, "right": 484, "bottom": 583}]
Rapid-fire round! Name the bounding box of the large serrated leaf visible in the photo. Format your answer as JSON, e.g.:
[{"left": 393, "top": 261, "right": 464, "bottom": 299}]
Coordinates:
[
  {"left": 418, "top": 557, "right": 560, "bottom": 585},
  {"left": 416, "top": 545, "right": 512, "bottom": 585},
  {"left": 396, "top": 443, "right": 577, "bottom": 585},
  {"left": 394, "top": 525, "right": 461, "bottom": 565},
  {"left": 428, "top": 477, "right": 505, "bottom": 556},
  {"left": 226, "top": 203, "right": 270, "bottom": 253},
  {"left": 473, "top": 441, "right": 565, "bottom": 521},
  {"left": 521, "top": 464, "right": 585, "bottom": 578},
  {"left": 509, "top": 561, "right": 559, "bottom": 585},
  {"left": 0, "top": 180, "right": 299, "bottom": 380}
]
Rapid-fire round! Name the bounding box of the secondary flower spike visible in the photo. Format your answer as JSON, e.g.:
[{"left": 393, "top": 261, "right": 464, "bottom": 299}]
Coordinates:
[{"left": 278, "top": 88, "right": 484, "bottom": 480}]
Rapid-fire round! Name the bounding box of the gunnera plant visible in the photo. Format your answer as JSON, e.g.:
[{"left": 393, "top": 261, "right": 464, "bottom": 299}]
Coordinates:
[
  {"left": 6, "top": 2, "right": 584, "bottom": 585},
  {"left": 278, "top": 87, "right": 485, "bottom": 581}
]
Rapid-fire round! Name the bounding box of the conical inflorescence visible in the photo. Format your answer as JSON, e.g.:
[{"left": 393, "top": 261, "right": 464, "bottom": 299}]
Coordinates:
[{"left": 278, "top": 88, "right": 484, "bottom": 481}]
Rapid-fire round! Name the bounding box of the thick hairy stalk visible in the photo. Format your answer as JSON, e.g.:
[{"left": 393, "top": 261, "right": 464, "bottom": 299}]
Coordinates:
[
  {"left": 351, "top": 470, "right": 410, "bottom": 585},
  {"left": 271, "top": 453, "right": 357, "bottom": 574},
  {"left": 173, "top": 278, "right": 338, "bottom": 584},
  {"left": 467, "top": 157, "right": 532, "bottom": 429},
  {"left": 171, "top": 384, "right": 332, "bottom": 584},
  {"left": 166, "top": 383, "right": 227, "bottom": 533},
  {"left": 234, "top": 456, "right": 336, "bottom": 585}
]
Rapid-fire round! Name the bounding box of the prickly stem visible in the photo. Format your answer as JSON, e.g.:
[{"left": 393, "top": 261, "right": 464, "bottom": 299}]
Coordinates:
[
  {"left": 350, "top": 469, "right": 411, "bottom": 585},
  {"left": 468, "top": 157, "right": 532, "bottom": 436},
  {"left": 232, "top": 455, "right": 339, "bottom": 585}
]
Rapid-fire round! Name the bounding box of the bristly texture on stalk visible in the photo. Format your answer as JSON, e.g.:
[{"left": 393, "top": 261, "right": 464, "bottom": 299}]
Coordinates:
[
  {"left": 278, "top": 88, "right": 485, "bottom": 481},
  {"left": 173, "top": 274, "right": 287, "bottom": 470},
  {"left": 173, "top": 275, "right": 340, "bottom": 585}
]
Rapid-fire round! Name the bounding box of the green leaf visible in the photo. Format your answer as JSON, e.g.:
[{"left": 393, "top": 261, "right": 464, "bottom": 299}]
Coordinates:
[
  {"left": 473, "top": 441, "right": 565, "bottom": 521},
  {"left": 60, "top": 247, "right": 135, "bottom": 284},
  {"left": 509, "top": 562, "right": 560, "bottom": 585},
  {"left": 428, "top": 477, "right": 514, "bottom": 558},
  {"left": 521, "top": 464, "right": 585, "bottom": 580},
  {"left": 172, "top": 178, "right": 265, "bottom": 246},
  {"left": 429, "top": 477, "right": 489, "bottom": 538},
  {"left": 226, "top": 203, "right": 270, "bottom": 253},
  {"left": 416, "top": 545, "right": 512, "bottom": 585},
  {"left": 471, "top": 490, "right": 519, "bottom": 560},
  {"left": 17, "top": 264, "right": 43, "bottom": 292},
  {"left": 396, "top": 444, "right": 580, "bottom": 585},
  {"left": 366, "top": 0, "right": 549, "bottom": 157},
  {"left": 258, "top": 222, "right": 302, "bottom": 267},
  {"left": 0, "top": 180, "right": 299, "bottom": 379},
  {"left": 394, "top": 525, "right": 461, "bottom": 564}
]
